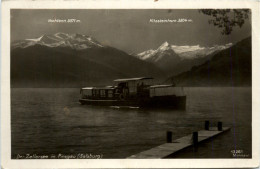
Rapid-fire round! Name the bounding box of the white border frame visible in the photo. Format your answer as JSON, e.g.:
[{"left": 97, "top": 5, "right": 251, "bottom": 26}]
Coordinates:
[{"left": 1, "top": 0, "right": 259, "bottom": 168}]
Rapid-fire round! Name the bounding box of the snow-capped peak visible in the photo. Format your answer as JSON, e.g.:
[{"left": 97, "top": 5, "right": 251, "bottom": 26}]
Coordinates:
[
  {"left": 136, "top": 41, "right": 179, "bottom": 63},
  {"left": 136, "top": 41, "right": 233, "bottom": 61},
  {"left": 136, "top": 49, "right": 156, "bottom": 60},
  {"left": 158, "top": 41, "right": 171, "bottom": 51},
  {"left": 12, "top": 33, "right": 104, "bottom": 50},
  {"left": 171, "top": 45, "right": 205, "bottom": 54},
  {"left": 171, "top": 43, "right": 233, "bottom": 58},
  {"left": 54, "top": 32, "right": 70, "bottom": 39},
  {"left": 172, "top": 43, "right": 232, "bottom": 59},
  {"left": 25, "top": 36, "right": 43, "bottom": 42}
]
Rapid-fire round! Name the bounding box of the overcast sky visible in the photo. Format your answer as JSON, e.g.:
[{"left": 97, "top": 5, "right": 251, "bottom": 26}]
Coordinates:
[{"left": 11, "top": 9, "right": 251, "bottom": 53}]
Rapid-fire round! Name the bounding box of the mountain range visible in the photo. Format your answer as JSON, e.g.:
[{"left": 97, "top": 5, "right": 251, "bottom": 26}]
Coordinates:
[
  {"left": 12, "top": 33, "right": 104, "bottom": 50},
  {"left": 167, "top": 37, "right": 251, "bottom": 86},
  {"left": 11, "top": 33, "right": 251, "bottom": 87},
  {"left": 11, "top": 33, "right": 164, "bottom": 87},
  {"left": 136, "top": 41, "right": 233, "bottom": 75}
]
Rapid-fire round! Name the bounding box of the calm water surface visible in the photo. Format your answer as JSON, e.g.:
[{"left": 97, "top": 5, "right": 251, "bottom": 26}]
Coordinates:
[{"left": 11, "top": 87, "right": 251, "bottom": 158}]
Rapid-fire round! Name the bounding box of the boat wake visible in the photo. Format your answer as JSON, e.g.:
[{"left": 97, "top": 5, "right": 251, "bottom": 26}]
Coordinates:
[{"left": 110, "top": 106, "right": 140, "bottom": 109}]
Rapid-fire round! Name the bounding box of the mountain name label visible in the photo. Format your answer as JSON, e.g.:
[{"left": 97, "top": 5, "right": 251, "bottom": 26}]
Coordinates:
[{"left": 48, "top": 19, "right": 81, "bottom": 23}]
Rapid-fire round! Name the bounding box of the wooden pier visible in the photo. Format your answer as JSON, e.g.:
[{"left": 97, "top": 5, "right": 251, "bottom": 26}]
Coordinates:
[{"left": 128, "top": 121, "right": 230, "bottom": 159}]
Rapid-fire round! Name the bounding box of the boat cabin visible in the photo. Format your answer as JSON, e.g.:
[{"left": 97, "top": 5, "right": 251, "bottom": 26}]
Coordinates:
[
  {"left": 80, "top": 77, "right": 153, "bottom": 100},
  {"left": 80, "top": 86, "right": 115, "bottom": 100},
  {"left": 114, "top": 77, "right": 153, "bottom": 98},
  {"left": 79, "top": 77, "right": 186, "bottom": 109}
]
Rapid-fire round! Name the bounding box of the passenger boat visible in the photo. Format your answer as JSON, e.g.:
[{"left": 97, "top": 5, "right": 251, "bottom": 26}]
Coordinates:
[{"left": 79, "top": 77, "right": 186, "bottom": 109}]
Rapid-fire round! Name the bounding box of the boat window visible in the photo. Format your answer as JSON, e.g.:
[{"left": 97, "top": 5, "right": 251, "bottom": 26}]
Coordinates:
[
  {"left": 108, "top": 90, "right": 113, "bottom": 98},
  {"left": 93, "top": 89, "right": 99, "bottom": 97},
  {"left": 82, "top": 89, "right": 92, "bottom": 97},
  {"left": 100, "top": 90, "right": 106, "bottom": 97},
  {"left": 128, "top": 81, "right": 137, "bottom": 94},
  {"left": 118, "top": 82, "right": 127, "bottom": 88}
]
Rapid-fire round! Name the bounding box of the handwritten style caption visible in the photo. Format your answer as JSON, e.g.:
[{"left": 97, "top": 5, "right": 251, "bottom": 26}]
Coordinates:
[
  {"left": 48, "top": 19, "right": 81, "bottom": 23},
  {"left": 16, "top": 153, "right": 103, "bottom": 159},
  {"left": 150, "top": 18, "right": 193, "bottom": 23}
]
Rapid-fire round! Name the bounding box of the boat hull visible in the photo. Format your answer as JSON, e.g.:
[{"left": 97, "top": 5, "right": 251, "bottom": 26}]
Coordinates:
[{"left": 79, "top": 95, "right": 186, "bottom": 109}]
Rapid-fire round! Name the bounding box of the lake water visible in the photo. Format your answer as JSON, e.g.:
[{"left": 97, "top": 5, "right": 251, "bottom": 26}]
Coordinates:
[{"left": 11, "top": 87, "right": 252, "bottom": 159}]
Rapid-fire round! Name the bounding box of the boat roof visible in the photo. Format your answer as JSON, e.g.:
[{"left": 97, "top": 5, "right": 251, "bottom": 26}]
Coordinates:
[
  {"left": 82, "top": 87, "right": 94, "bottom": 90},
  {"left": 149, "top": 84, "right": 174, "bottom": 88},
  {"left": 114, "top": 77, "right": 153, "bottom": 82},
  {"left": 82, "top": 86, "right": 115, "bottom": 90}
]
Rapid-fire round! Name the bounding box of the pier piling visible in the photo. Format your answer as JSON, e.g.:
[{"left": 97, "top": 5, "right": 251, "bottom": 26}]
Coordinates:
[
  {"left": 218, "top": 122, "right": 223, "bottom": 131},
  {"left": 166, "top": 131, "right": 172, "bottom": 143},
  {"left": 192, "top": 132, "right": 198, "bottom": 146},
  {"left": 205, "top": 120, "right": 209, "bottom": 130}
]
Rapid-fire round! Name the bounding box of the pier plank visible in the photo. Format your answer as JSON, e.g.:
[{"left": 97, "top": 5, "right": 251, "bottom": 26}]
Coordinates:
[{"left": 128, "top": 127, "right": 230, "bottom": 159}]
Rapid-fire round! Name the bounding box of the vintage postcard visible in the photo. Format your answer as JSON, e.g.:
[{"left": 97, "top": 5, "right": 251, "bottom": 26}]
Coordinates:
[{"left": 1, "top": 0, "right": 259, "bottom": 168}]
